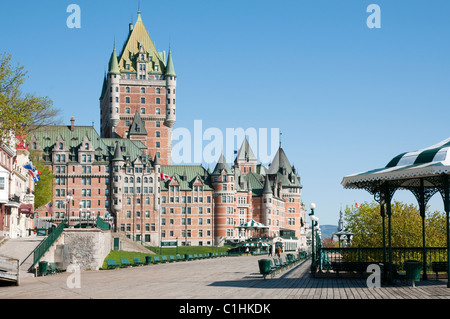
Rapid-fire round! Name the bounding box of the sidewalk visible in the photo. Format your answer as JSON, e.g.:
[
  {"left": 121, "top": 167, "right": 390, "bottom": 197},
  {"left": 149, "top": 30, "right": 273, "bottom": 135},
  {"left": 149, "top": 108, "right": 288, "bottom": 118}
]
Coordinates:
[{"left": 0, "top": 254, "right": 449, "bottom": 299}]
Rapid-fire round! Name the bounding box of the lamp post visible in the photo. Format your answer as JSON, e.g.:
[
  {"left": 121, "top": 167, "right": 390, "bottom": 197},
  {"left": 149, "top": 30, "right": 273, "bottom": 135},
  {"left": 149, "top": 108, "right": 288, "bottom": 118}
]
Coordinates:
[
  {"left": 309, "top": 203, "right": 318, "bottom": 272},
  {"left": 66, "top": 192, "right": 73, "bottom": 227}
]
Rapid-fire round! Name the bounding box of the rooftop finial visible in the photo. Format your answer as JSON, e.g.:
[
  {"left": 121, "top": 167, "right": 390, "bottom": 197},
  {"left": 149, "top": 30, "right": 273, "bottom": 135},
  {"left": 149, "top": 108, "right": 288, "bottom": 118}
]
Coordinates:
[{"left": 138, "top": 0, "right": 141, "bottom": 14}]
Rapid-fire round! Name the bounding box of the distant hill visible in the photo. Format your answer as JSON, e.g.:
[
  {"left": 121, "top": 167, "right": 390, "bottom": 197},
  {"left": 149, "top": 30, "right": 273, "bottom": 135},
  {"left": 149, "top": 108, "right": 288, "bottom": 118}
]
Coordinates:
[{"left": 319, "top": 225, "right": 338, "bottom": 239}]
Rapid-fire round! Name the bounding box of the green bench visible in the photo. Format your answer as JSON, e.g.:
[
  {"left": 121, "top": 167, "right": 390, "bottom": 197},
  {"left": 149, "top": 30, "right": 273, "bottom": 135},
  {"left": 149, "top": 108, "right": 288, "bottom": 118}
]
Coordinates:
[
  {"left": 106, "top": 259, "right": 119, "bottom": 269},
  {"left": 161, "top": 256, "right": 169, "bottom": 263},
  {"left": 120, "top": 259, "right": 132, "bottom": 267},
  {"left": 133, "top": 258, "right": 144, "bottom": 266},
  {"left": 153, "top": 256, "right": 161, "bottom": 264},
  {"left": 176, "top": 254, "right": 185, "bottom": 262},
  {"left": 169, "top": 256, "right": 176, "bottom": 262},
  {"left": 258, "top": 259, "right": 278, "bottom": 279},
  {"left": 432, "top": 262, "right": 447, "bottom": 279},
  {"left": 48, "top": 262, "right": 61, "bottom": 275}
]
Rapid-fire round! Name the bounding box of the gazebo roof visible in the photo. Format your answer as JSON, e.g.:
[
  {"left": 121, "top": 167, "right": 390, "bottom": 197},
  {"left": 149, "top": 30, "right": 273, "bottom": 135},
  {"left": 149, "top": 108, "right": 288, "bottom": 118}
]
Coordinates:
[
  {"left": 342, "top": 137, "right": 450, "bottom": 190},
  {"left": 237, "top": 219, "right": 267, "bottom": 228}
]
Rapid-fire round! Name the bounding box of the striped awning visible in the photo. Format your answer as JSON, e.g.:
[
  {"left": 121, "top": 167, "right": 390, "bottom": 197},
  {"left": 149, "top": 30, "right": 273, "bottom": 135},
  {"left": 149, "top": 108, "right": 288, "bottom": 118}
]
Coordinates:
[
  {"left": 242, "top": 242, "right": 271, "bottom": 247},
  {"left": 342, "top": 137, "right": 450, "bottom": 189},
  {"left": 238, "top": 219, "right": 267, "bottom": 228}
]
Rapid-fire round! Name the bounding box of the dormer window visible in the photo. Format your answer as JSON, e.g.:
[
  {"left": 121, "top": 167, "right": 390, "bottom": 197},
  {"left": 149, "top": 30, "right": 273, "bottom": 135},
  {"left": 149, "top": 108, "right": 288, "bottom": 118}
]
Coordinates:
[
  {"left": 125, "top": 64, "right": 130, "bottom": 70},
  {"left": 59, "top": 143, "right": 63, "bottom": 150},
  {"left": 85, "top": 143, "right": 89, "bottom": 150}
]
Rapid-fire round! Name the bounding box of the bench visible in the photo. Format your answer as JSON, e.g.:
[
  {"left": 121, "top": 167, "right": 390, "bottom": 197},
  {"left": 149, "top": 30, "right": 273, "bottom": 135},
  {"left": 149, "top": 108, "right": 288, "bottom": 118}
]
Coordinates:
[
  {"left": 227, "top": 252, "right": 242, "bottom": 256},
  {"left": 176, "top": 254, "right": 185, "bottom": 262},
  {"left": 106, "top": 259, "right": 119, "bottom": 269},
  {"left": 48, "top": 262, "right": 61, "bottom": 275},
  {"left": 153, "top": 256, "right": 161, "bottom": 264},
  {"left": 185, "top": 254, "right": 193, "bottom": 261},
  {"left": 120, "top": 259, "right": 132, "bottom": 267},
  {"left": 258, "top": 259, "right": 278, "bottom": 279},
  {"left": 133, "top": 258, "right": 144, "bottom": 266},
  {"left": 161, "top": 256, "right": 169, "bottom": 263},
  {"left": 169, "top": 256, "right": 176, "bottom": 262},
  {"left": 432, "top": 262, "right": 448, "bottom": 279}
]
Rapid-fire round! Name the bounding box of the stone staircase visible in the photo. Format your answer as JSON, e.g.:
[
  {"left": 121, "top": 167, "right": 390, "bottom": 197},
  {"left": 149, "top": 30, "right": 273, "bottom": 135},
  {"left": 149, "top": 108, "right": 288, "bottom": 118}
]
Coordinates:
[{"left": 111, "top": 233, "right": 154, "bottom": 254}]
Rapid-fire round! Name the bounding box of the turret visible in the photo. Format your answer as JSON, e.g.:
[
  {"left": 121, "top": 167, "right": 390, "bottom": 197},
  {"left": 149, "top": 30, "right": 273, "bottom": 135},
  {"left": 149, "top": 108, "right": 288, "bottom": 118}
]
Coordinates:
[
  {"left": 112, "top": 142, "right": 124, "bottom": 212},
  {"left": 108, "top": 46, "right": 121, "bottom": 137},
  {"left": 164, "top": 48, "right": 177, "bottom": 128},
  {"left": 262, "top": 174, "right": 273, "bottom": 229}
]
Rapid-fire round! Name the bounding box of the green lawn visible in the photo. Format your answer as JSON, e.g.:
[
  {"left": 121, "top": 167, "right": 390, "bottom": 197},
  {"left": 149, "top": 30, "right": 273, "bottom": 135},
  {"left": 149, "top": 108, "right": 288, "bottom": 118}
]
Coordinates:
[{"left": 101, "top": 246, "right": 232, "bottom": 269}]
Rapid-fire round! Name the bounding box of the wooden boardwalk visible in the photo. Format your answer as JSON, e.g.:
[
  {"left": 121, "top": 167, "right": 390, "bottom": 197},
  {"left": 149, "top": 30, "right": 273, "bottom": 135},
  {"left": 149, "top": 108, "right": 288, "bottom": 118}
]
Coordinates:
[
  {"left": 248, "top": 258, "right": 450, "bottom": 299},
  {"left": 0, "top": 255, "right": 449, "bottom": 300}
]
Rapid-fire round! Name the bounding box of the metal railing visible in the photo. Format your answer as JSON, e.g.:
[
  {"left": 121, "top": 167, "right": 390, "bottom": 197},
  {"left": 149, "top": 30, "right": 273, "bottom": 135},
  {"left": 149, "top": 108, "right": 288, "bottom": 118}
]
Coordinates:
[
  {"left": 31, "top": 219, "right": 67, "bottom": 269},
  {"left": 96, "top": 216, "right": 111, "bottom": 230},
  {"left": 319, "top": 246, "right": 447, "bottom": 272}
]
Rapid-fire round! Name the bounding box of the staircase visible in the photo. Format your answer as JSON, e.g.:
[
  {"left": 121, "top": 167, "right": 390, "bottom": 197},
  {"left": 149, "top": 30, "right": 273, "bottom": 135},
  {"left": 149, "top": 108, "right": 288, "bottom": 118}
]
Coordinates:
[
  {"left": 0, "top": 236, "right": 45, "bottom": 278},
  {"left": 112, "top": 233, "right": 154, "bottom": 254}
]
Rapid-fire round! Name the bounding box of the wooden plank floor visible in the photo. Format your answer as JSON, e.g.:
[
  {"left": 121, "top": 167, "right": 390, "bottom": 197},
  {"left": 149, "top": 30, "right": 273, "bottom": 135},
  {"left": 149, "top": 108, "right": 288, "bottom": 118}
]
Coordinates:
[
  {"left": 1, "top": 255, "right": 450, "bottom": 300},
  {"left": 260, "top": 258, "right": 450, "bottom": 299}
]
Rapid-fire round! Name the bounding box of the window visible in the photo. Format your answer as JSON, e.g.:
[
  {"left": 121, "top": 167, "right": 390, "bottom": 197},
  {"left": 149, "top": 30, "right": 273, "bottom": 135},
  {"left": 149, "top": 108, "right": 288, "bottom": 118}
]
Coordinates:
[
  {"left": 156, "top": 98, "right": 161, "bottom": 105},
  {"left": 141, "top": 88, "right": 145, "bottom": 93},
  {"left": 126, "top": 87, "right": 130, "bottom": 93},
  {"left": 126, "top": 107, "right": 130, "bottom": 114},
  {"left": 156, "top": 108, "right": 160, "bottom": 114},
  {"left": 140, "top": 108, "right": 145, "bottom": 114},
  {"left": 156, "top": 131, "right": 160, "bottom": 137},
  {"left": 156, "top": 88, "right": 160, "bottom": 94},
  {"left": 126, "top": 97, "right": 130, "bottom": 103},
  {"left": 141, "top": 97, "right": 145, "bottom": 104}
]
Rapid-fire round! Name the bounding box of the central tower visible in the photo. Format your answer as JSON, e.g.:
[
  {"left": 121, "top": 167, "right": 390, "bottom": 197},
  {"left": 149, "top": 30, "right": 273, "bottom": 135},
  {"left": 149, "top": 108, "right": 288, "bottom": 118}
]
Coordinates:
[{"left": 99, "top": 10, "right": 177, "bottom": 165}]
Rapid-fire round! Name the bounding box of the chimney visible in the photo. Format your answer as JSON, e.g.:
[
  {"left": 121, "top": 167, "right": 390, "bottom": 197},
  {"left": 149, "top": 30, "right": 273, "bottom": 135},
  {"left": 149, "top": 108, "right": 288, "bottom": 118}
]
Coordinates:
[{"left": 70, "top": 116, "right": 75, "bottom": 131}]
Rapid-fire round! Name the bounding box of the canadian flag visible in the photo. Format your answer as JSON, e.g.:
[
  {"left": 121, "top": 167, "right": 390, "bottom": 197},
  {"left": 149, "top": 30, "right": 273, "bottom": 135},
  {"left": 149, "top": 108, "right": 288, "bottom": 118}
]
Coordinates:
[{"left": 160, "top": 173, "right": 173, "bottom": 181}]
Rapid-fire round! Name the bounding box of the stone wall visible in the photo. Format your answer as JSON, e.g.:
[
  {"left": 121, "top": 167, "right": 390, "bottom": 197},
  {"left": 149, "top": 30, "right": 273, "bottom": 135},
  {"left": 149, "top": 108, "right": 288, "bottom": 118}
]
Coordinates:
[{"left": 62, "top": 228, "right": 111, "bottom": 271}]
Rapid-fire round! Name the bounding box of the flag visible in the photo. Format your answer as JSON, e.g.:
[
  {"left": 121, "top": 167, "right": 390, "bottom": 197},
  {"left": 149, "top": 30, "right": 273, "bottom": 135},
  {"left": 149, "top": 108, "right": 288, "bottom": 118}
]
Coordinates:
[
  {"left": 45, "top": 202, "right": 54, "bottom": 216},
  {"left": 355, "top": 202, "right": 360, "bottom": 207},
  {"left": 160, "top": 173, "right": 172, "bottom": 181},
  {"left": 24, "top": 163, "right": 40, "bottom": 182}
]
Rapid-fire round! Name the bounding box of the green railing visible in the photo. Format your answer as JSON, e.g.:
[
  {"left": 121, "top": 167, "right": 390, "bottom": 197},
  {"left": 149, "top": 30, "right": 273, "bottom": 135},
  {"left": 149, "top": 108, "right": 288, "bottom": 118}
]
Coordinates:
[
  {"left": 31, "top": 219, "right": 67, "bottom": 269},
  {"left": 96, "top": 216, "right": 111, "bottom": 230},
  {"left": 320, "top": 246, "right": 447, "bottom": 272}
]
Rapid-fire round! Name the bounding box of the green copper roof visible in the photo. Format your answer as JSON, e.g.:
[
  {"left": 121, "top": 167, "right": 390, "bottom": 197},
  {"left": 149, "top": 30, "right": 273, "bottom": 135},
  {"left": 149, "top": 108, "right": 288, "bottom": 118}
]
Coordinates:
[
  {"left": 108, "top": 48, "right": 121, "bottom": 75},
  {"left": 160, "top": 165, "right": 213, "bottom": 191},
  {"left": 165, "top": 49, "right": 176, "bottom": 77}
]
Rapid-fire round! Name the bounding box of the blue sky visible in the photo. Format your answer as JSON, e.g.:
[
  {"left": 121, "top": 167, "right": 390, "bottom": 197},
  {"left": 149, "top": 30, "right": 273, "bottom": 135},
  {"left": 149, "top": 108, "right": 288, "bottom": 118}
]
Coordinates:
[{"left": 1, "top": 1, "right": 450, "bottom": 225}]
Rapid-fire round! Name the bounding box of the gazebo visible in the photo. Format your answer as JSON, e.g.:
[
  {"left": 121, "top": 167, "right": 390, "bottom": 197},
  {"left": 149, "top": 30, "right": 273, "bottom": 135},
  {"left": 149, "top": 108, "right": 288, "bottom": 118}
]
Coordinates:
[
  {"left": 341, "top": 137, "right": 450, "bottom": 286},
  {"left": 236, "top": 219, "right": 268, "bottom": 239}
]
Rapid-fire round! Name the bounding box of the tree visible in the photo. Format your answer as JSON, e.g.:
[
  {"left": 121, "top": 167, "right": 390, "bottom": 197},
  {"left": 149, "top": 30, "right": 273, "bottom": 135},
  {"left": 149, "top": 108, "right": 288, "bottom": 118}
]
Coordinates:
[
  {"left": 0, "top": 52, "right": 61, "bottom": 147},
  {"left": 30, "top": 151, "right": 54, "bottom": 209},
  {"left": 344, "top": 200, "right": 447, "bottom": 248}
]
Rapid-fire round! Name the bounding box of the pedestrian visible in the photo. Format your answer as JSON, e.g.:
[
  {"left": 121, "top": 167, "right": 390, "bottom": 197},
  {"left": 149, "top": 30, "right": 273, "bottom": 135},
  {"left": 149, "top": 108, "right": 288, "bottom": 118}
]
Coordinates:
[
  {"left": 268, "top": 247, "right": 272, "bottom": 256},
  {"left": 245, "top": 247, "right": 249, "bottom": 256}
]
